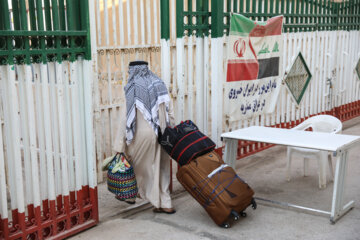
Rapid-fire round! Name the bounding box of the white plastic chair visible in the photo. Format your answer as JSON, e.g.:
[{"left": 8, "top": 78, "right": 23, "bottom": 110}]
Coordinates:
[{"left": 286, "top": 115, "right": 342, "bottom": 189}]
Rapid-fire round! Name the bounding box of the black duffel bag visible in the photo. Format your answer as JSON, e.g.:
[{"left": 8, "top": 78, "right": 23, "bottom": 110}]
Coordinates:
[{"left": 158, "top": 120, "right": 216, "bottom": 166}]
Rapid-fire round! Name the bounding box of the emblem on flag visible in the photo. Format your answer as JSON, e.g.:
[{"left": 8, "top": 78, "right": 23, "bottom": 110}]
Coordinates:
[{"left": 233, "top": 38, "right": 246, "bottom": 58}]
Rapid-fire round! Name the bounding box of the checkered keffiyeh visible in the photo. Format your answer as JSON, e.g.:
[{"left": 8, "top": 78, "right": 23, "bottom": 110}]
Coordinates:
[{"left": 124, "top": 65, "right": 170, "bottom": 145}]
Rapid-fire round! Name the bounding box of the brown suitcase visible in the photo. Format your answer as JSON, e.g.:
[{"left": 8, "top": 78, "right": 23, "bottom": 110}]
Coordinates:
[{"left": 176, "top": 151, "right": 256, "bottom": 228}]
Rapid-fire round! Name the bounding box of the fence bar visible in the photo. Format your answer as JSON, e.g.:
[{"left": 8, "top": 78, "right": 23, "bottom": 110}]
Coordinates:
[
  {"left": 146, "top": 0, "right": 151, "bottom": 44},
  {"left": 126, "top": 0, "right": 131, "bottom": 44},
  {"left": 140, "top": 0, "right": 145, "bottom": 45},
  {"left": 112, "top": 0, "right": 117, "bottom": 45},
  {"left": 118, "top": 0, "right": 125, "bottom": 45},
  {"left": 78, "top": 60, "right": 89, "bottom": 187},
  {"left": 203, "top": 35, "right": 209, "bottom": 134},
  {"left": 64, "top": 62, "right": 74, "bottom": 195},
  {"left": 41, "top": 62, "right": 58, "bottom": 234},
  {"left": 0, "top": 66, "right": 18, "bottom": 216},
  {"left": 70, "top": 62, "right": 83, "bottom": 191},
  {"left": 187, "top": 35, "right": 194, "bottom": 120},
  {"left": 59, "top": 0, "right": 66, "bottom": 30},
  {"left": 18, "top": 65, "right": 34, "bottom": 208},
  {"left": 96, "top": 0, "right": 102, "bottom": 45},
  {"left": 56, "top": 61, "right": 70, "bottom": 206},
  {"left": 133, "top": 0, "right": 139, "bottom": 45},
  {"left": 44, "top": 0, "right": 52, "bottom": 31},
  {"left": 0, "top": 127, "right": 7, "bottom": 220},
  {"left": 154, "top": 0, "right": 159, "bottom": 43},
  {"left": 24, "top": 65, "right": 42, "bottom": 237},
  {"left": 8, "top": 64, "right": 26, "bottom": 231},
  {"left": 104, "top": 0, "right": 109, "bottom": 45},
  {"left": 83, "top": 59, "right": 96, "bottom": 188},
  {"left": 28, "top": 0, "right": 37, "bottom": 30},
  {"left": 0, "top": 70, "right": 8, "bottom": 221}
]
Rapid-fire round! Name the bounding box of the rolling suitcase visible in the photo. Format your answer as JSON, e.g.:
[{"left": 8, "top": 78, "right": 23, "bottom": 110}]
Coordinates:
[{"left": 176, "top": 151, "right": 256, "bottom": 228}]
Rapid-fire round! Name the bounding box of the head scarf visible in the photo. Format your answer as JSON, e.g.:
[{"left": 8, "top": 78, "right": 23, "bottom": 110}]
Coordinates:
[{"left": 124, "top": 64, "right": 170, "bottom": 144}]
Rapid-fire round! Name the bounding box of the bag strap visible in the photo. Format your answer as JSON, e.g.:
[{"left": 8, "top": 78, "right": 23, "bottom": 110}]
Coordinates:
[{"left": 157, "top": 126, "right": 162, "bottom": 144}]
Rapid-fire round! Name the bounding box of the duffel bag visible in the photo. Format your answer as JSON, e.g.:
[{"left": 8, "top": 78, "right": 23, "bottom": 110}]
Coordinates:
[{"left": 158, "top": 120, "right": 216, "bottom": 166}]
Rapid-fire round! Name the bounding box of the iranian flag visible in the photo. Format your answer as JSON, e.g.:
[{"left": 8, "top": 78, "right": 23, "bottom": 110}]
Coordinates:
[{"left": 225, "top": 14, "right": 284, "bottom": 121}]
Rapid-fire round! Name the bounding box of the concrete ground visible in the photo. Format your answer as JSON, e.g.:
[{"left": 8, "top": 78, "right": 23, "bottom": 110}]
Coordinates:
[{"left": 70, "top": 116, "right": 360, "bottom": 240}]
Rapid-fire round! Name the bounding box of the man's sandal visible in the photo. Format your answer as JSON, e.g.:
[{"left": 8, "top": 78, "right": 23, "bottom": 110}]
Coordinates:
[{"left": 152, "top": 208, "right": 176, "bottom": 214}]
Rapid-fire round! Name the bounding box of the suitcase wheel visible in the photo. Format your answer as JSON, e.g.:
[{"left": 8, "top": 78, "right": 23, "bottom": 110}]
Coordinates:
[
  {"left": 230, "top": 210, "right": 240, "bottom": 221},
  {"left": 220, "top": 222, "right": 230, "bottom": 228},
  {"left": 240, "top": 211, "right": 247, "bottom": 217},
  {"left": 251, "top": 198, "right": 257, "bottom": 210}
]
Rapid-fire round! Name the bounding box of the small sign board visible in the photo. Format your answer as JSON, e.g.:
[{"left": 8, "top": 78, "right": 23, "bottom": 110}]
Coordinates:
[{"left": 283, "top": 52, "right": 312, "bottom": 105}]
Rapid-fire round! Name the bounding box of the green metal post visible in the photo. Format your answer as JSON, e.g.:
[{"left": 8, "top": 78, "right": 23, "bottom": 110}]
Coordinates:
[
  {"left": 351, "top": 0, "right": 355, "bottom": 30},
  {"left": 239, "top": 0, "right": 244, "bottom": 13},
  {"left": 252, "top": 0, "right": 256, "bottom": 20},
  {"left": 176, "top": 0, "right": 184, "bottom": 38},
  {"left": 28, "top": 0, "right": 37, "bottom": 30},
  {"left": 275, "top": 0, "right": 280, "bottom": 15},
  {"left": 281, "top": 0, "right": 285, "bottom": 16},
  {"left": 51, "top": 0, "right": 60, "bottom": 30},
  {"left": 320, "top": 0, "right": 324, "bottom": 31},
  {"left": 270, "top": 0, "right": 274, "bottom": 18},
  {"left": 291, "top": 0, "right": 295, "bottom": 32},
  {"left": 0, "top": 1, "right": 4, "bottom": 30},
  {"left": 234, "top": 0, "right": 238, "bottom": 13},
  {"left": 246, "top": 0, "right": 250, "bottom": 13},
  {"left": 44, "top": 0, "right": 52, "bottom": 31},
  {"left": 196, "top": 0, "right": 203, "bottom": 37},
  {"left": 258, "top": 0, "right": 263, "bottom": 21},
  {"left": 28, "top": 0, "right": 38, "bottom": 52},
  {"left": 12, "top": 0, "right": 21, "bottom": 30},
  {"left": 211, "top": 0, "right": 224, "bottom": 38},
  {"left": 19, "top": 0, "right": 31, "bottom": 64},
  {"left": 59, "top": 0, "right": 66, "bottom": 30},
  {"left": 345, "top": 0, "right": 348, "bottom": 31},
  {"left": 73, "top": 0, "right": 81, "bottom": 30},
  {"left": 264, "top": 0, "right": 269, "bottom": 21},
  {"left": 285, "top": 0, "right": 290, "bottom": 32},
  {"left": 356, "top": 0, "right": 360, "bottom": 30},
  {"left": 327, "top": 0, "right": 330, "bottom": 31},
  {"left": 204, "top": 0, "right": 209, "bottom": 36},
  {"left": 300, "top": 0, "right": 305, "bottom": 32},
  {"left": 227, "top": 0, "right": 231, "bottom": 13},
  {"left": 80, "top": 0, "right": 91, "bottom": 60},
  {"left": 310, "top": 0, "right": 314, "bottom": 31},
  {"left": 2, "top": 0, "right": 13, "bottom": 65},
  {"left": 66, "top": 0, "right": 76, "bottom": 61},
  {"left": 160, "top": 0, "right": 170, "bottom": 40},
  {"left": 305, "top": 0, "right": 309, "bottom": 31},
  {"left": 36, "top": 0, "right": 47, "bottom": 63},
  {"left": 188, "top": 0, "right": 193, "bottom": 29},
  {"left": 51, "top": 0, "right": 62, "bottom": 62},
  {"left": 314, "top": 0, "right": 319, "bottom": 31}
]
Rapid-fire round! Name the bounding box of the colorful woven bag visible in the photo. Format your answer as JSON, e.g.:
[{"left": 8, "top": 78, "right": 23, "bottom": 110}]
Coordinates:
[{"left": 107, "top": 153, "right": 138, "bottom": 201}]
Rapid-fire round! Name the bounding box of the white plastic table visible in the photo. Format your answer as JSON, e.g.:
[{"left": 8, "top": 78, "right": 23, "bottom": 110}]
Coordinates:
[{"left": 221, "top": 126, "right": 360, "bottom": 223}]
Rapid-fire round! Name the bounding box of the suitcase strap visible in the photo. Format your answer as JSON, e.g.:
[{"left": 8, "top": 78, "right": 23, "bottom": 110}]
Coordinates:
[{"left": 192, "top": 168, "right": 241, "bottom": 209}]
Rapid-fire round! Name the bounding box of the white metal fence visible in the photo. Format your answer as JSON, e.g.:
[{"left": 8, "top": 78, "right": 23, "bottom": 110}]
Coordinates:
[
  {"left": 0, "top": 60, "right": 95, "bottom": 223},
  {"left": 171, "top": 30, "right": 360, "bottom": 146}
]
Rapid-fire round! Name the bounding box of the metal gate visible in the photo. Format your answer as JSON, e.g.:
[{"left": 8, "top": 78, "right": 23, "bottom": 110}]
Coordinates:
[{"left": 0, "top": 1, "right": 98, "bottom": 239}]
